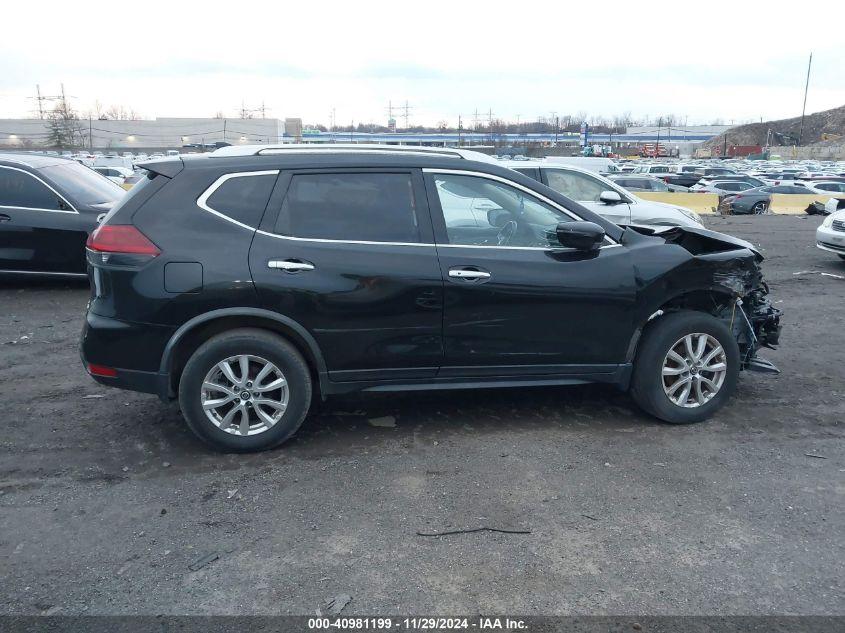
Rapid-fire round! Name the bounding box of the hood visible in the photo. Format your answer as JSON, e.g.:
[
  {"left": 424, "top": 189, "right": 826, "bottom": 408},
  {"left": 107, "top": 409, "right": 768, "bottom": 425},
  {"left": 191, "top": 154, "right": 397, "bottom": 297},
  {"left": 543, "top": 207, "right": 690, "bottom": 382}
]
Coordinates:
[{"left": 627, "top": 224, "right": 762, "bottom": 260}]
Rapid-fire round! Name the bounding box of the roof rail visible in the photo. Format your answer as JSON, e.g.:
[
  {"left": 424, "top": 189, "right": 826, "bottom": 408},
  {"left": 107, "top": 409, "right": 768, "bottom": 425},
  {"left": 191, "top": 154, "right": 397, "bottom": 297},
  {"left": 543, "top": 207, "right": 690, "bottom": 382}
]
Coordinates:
[{"left": 210, "top": 143, "right": 497, "bottom": 163}]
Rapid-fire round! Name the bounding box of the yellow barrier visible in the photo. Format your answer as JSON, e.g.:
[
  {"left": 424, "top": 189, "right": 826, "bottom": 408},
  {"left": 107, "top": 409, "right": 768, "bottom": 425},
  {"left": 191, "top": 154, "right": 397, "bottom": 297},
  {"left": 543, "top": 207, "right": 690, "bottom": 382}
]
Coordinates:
[
  {"left": 634, "top": 192, "right": 721, "bottom": 214},
  {"left": 768, "top": 194, "right": 834, "bottom": 215}
]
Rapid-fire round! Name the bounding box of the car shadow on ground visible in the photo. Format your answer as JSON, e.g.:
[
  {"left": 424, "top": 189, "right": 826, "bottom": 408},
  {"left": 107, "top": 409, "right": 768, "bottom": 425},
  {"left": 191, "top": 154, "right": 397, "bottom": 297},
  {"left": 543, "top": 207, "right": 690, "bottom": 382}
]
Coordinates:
[{"left": 133, "top": 382, "right": 664, "bottom": 465}]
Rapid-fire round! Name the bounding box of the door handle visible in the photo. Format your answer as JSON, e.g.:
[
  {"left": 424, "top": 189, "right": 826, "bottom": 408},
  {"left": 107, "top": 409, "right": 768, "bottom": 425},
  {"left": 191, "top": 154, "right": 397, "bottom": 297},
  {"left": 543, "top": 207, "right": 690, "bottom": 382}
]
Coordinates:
[
  {"left": 448, "top": 267, "right": 491, "bottom": 281},
  {"left": 0, "top": 214, "right": 10, "bottom": 222},
  {"left": 268, "top": 259, "right": 315, "bottom": 272}
]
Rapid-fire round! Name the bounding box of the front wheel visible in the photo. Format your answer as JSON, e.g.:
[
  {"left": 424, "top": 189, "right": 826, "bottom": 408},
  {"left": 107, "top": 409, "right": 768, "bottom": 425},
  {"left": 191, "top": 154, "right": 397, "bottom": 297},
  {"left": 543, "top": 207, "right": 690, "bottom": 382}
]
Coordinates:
[
  {"left": 178, "top": 329, "right": 312, "bottom": 452},
  {"left": 630, "top": 311, "right": 740, "bottom": 424}
]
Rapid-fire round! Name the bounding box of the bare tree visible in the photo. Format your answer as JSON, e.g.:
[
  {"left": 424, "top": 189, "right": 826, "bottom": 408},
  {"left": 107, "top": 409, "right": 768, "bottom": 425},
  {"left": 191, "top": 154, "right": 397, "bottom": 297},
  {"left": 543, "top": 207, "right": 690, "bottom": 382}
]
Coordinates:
[{"left": 102, "top": 104, "right": 141, "bottom": 120}]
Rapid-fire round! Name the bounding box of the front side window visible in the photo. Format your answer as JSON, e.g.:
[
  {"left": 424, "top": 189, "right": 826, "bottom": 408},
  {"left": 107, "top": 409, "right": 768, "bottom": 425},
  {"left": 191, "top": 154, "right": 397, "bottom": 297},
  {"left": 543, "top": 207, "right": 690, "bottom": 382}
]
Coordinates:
[
  {"left": 433, "top": 174, "right": 572, "bottom": 248},
  {"left": 204, "top": 172, "right": 277, "bottom": 228},
  {"left": 275, "top": 173, "right": 419, "bottom": 243},
  {"left": 544, "top": 169, "right": 608, "bottom": 202},
  {"left": 0, "top": 168, "right": 63, "bottom": 210}
]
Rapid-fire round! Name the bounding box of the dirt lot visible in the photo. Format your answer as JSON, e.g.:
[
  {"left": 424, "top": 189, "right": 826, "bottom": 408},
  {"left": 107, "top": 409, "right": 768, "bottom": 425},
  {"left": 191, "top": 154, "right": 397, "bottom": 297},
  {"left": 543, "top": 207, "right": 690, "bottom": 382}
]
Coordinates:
[{"left": 1, "top": 215, "right": 842, "bottom": 616}]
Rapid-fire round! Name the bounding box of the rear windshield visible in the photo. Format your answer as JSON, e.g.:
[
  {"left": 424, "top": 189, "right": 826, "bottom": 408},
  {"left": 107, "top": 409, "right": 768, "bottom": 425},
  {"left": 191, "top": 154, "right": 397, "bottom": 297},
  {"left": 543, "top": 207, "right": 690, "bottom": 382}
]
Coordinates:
[{"left": 38, "top": 162, "right": 125, "bottom": 206}]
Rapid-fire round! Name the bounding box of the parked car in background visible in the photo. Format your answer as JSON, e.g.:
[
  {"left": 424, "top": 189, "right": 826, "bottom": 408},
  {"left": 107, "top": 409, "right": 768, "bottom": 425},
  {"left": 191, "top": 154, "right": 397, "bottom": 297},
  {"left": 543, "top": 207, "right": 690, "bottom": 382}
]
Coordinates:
[
  {"left": 542, "top": 157, "right": 621, "bottom": 173},
  {"left": 690, "top": 175, "right": 766, "bottom": 191},
  {"left": 699, "top": 167, "right": 736, "bottom": 177},
  {"left": 816, "top": 210, "right": 845, "bottom": 259},
  {"left": 607, "top": 174, "right": 689, "bottom": 192},
  {"left": 0, "top": 153, "right": 125, "bottom": 275},
  {"left": 802, "top": 181, "right": 845, "bottom": 195},
  {"left": 501, "top": 161, "right": 703, "bottom": 227},
  {"left": 718, "top": 185, "right": 808, "bottom": 215},
  {"left": 631, "top": 164, "right": 672, "bottom": 175},
  {"left": 694, "top": 180, "right": 756, "bottom": 196},
  {"left": 80, "top": 144, "right": 781, "bottom": 451},
  {"left": 93, "top": 165, "right": 134, "bottom": 185}
]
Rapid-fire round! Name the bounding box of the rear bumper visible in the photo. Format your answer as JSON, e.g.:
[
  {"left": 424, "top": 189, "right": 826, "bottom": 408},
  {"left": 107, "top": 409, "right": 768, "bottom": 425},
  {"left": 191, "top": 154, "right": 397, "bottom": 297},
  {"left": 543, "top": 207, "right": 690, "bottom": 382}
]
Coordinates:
[{"left": 80, "top": 311, "right": 174, "bottom": 399}]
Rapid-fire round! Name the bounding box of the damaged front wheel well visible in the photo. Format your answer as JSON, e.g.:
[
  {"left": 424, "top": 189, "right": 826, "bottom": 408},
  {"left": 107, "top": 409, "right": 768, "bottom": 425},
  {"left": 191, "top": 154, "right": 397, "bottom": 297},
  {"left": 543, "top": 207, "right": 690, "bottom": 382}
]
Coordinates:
[{"left": 656, "top": 289, "right": 736, "bottom": 317}]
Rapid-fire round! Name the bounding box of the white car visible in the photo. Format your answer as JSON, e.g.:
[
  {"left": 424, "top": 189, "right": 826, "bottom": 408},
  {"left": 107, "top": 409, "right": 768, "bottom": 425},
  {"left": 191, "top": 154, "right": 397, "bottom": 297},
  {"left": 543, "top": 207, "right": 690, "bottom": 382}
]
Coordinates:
[
  {"left": 500, "top": 161, "right": 703, "bottom": 228},
  {"left": 802, "top": 181, "right": 845, "bottom": 195},
  {"left": 816, "top": 210, "right": 845, "bottom": 259},
  {"left": 93, "top": 165, "right": 134, "bottom": 185}
]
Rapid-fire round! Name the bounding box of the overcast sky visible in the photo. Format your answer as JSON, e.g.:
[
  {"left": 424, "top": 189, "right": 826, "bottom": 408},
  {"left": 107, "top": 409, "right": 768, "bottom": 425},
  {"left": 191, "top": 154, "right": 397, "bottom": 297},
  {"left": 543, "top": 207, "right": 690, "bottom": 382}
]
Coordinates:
[{"left": 2, "top": 0, "right": 844, "bottom": 127}]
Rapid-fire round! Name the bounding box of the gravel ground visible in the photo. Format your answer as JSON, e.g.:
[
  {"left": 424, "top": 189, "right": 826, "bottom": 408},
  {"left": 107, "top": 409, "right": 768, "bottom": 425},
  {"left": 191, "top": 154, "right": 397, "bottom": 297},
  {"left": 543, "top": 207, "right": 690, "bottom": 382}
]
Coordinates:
[{"left": 0, "top": 215, "right": 842, "bottom": 616}]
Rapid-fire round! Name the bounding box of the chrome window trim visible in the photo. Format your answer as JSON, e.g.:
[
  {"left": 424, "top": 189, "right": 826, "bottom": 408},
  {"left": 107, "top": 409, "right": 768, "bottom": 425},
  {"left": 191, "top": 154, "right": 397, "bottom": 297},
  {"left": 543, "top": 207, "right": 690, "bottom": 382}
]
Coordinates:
[
  {"left": 252, "top": 229, "right": 621, "bottom": 252},
  {"left": 0, "top": 165, "right": 77, "bottom": 214},
  {"left": 255, "top": 230, "right": 431, "bottom": 247},
  {"left": 196, "top": 170, "right": 280, "bottom": 230},
  {"left": 423, "top": 168, "right": 618, "bottom": 246}
]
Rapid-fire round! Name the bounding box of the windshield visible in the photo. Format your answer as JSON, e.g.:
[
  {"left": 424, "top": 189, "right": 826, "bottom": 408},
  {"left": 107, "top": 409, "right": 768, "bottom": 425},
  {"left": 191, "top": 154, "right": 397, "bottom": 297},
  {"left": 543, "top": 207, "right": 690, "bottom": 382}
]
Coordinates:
[{"left": 38, "top": 162, "right": 125, "bottom": 206}]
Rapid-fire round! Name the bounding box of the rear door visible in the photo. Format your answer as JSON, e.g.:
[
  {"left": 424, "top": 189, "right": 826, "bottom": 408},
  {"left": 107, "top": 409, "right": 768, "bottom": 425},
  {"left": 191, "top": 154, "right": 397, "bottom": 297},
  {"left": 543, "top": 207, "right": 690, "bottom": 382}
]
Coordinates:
[
  {"left": 250, "top": 169, "right": 443, "bottom": 382},
  {"left": 0, "top": 165, "right": 89, "bottom": 273}
]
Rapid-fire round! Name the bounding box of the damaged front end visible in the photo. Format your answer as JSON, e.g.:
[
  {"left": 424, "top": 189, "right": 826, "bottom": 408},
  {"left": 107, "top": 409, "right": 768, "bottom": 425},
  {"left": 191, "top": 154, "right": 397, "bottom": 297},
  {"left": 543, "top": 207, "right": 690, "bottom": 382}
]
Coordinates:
[{"left": 637, "top": 225, "right": 783, "bottom": 373}]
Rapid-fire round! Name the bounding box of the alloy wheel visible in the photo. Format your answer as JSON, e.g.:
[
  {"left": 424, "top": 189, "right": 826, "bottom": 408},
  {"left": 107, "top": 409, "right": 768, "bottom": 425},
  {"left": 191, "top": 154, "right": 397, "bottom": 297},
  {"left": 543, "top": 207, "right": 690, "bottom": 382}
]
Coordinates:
[
  {"left": 200, "top": 354, "right": 289, "bottom": 436},
  {"left": 661, "top": 333, "right": 727, "bottom": 408}
]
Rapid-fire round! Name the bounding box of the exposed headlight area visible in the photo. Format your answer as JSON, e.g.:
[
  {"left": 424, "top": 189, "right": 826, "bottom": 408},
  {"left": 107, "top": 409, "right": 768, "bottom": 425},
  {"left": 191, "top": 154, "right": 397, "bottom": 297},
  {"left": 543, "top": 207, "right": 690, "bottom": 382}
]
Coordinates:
[{"left": 676, "top": 207, "right": 703, "bottom": 224}]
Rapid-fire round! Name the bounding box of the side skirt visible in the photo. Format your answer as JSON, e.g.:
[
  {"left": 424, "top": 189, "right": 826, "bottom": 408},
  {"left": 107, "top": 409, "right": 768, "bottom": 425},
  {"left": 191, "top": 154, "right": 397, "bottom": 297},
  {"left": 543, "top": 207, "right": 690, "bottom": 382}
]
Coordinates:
[{"left": 322, "top": 364, "right": 633, "bottom": 395}]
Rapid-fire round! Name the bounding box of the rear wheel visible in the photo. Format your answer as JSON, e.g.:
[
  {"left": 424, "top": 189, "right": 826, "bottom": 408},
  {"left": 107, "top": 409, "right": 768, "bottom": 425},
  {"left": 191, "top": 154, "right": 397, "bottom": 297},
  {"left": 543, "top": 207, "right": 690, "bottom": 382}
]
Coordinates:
[
  {"left": 752, "top": 201, "right": 768, "bottom": 214},
  {"left": 630, "top": 311, "right": 740, "bottom": 424},
  {"left": 178, "top": 328, "right": 312, "bottom": 452}
]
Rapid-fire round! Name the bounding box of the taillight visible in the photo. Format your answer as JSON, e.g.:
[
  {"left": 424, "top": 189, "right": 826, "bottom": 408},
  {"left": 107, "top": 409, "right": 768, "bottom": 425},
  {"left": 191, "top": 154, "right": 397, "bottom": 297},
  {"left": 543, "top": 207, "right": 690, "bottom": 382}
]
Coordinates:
[
  {"left": 88, "top": 363, "right": 118, "bottom": 377},
  {"left": 734, "top": 194, "right": 744, "bottom": 200},
  {"left": 86, "top": 225, "right": 160, "bottom": 256}
]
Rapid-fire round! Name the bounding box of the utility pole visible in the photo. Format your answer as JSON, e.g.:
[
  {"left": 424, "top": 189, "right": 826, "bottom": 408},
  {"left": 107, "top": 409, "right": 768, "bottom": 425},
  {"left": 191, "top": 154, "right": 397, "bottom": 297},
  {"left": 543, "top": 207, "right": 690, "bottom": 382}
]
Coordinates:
[
  {"left": 223, "top": 119, "right": 227, "bottom": 143},
  {"left": 457, "top": 115, "right": 462, "bottom": 147},
  {"left": 36, "top": 84, "right": 44, "bottom": 119},
  {"left": 402, "top": 100, "right": 411, "bottom": 130},
  {"left": 88, "top": 116, "right": 93, "bottom": 151},
  {"left": 798, "top": 52, "right": 813, "bottom": 146}
]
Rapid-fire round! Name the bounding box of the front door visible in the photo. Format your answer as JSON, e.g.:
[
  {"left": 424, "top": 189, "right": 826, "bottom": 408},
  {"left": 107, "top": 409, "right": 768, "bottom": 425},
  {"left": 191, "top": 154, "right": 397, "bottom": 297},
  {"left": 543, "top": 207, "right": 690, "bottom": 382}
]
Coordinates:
[
  {"left": 251, "top": 169, "right": 443, "bottom": 382},
  {"left": 424, "top": 169, "right": 636, "bottom": 377}
]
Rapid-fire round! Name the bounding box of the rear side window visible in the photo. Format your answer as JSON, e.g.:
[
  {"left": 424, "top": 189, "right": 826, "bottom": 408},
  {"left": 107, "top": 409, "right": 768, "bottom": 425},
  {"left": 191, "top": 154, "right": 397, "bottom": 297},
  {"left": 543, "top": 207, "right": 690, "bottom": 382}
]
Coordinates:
[
  {"left": 202, "top": 172, "right": 277, "bottom": 228},
  {"left": 544, "top": 169, "right": 607, "bottom": 202},
  {"left": 0, "top": 167, "right": 63, "bottom": 210},
  {"left": 275, "top": 173, "right": 419, "bottom": 243}
]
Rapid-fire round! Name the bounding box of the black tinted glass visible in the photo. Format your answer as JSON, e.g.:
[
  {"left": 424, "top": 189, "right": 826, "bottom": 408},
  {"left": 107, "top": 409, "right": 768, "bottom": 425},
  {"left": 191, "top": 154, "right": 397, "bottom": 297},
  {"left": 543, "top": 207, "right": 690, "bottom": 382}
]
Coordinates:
[
  {"left": 0, "top": 168, "right": 62, "bottom": 210},
  {"left": 206, "top": 173, "right": 277, "bottom": 228},
  {"left": 275, "top": 173, "right": 419, "bottom": 243}
]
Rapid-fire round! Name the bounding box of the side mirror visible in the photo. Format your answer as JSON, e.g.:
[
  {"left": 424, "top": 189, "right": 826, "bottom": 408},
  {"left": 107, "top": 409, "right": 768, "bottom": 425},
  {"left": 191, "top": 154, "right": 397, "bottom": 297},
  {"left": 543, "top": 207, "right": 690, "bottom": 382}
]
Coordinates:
[
  {"left": 556, "top": 221, "right": 606, "bottom": 251},
  {"left": 599, "top": 190, "right": 623, "bottom": 205}
]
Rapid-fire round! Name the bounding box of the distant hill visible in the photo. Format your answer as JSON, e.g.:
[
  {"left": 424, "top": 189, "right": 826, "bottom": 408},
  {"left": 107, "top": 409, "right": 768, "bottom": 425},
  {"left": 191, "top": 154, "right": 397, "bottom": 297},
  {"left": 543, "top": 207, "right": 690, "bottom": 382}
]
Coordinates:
[{"left": 705, "top": 104, "right": 845, "bottom": 149}]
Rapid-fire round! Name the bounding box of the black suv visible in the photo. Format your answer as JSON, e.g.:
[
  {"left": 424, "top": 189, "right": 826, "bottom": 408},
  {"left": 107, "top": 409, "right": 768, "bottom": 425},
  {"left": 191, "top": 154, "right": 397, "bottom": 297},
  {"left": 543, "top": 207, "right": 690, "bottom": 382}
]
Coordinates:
[{"left": 80, "top": 145, "right": 782, "bottom": 452}]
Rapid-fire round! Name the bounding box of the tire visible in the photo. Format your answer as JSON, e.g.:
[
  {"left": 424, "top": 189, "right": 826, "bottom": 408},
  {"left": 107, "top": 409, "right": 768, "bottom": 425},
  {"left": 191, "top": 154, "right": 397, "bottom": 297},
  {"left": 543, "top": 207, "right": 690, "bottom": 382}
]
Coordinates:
[
  {"left": 752, "top": 201, "right": 768, "bottom": 215},
  {"left": 178, "top": 328, "right": 312, "bottom": 452},
  {"left": 839, "top": 255, "right": 845, "bottom": 261},
  {"left": 630, "top": 311, "right": 740, "bottom": 424}
]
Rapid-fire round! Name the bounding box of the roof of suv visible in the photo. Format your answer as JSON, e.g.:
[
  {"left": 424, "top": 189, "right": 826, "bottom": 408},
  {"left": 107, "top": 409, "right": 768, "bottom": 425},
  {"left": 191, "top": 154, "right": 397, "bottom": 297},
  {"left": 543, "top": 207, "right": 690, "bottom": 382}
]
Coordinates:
[{"left": 211, "top": 143, "right": 497, "bottom": 163}]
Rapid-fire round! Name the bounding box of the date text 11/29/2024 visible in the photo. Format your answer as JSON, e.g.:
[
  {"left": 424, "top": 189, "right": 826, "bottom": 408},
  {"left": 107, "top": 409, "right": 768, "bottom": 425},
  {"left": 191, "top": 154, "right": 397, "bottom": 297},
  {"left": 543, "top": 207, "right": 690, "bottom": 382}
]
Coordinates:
[{"left": 308, "top": 617, "right": 527, "bottom": 630}]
